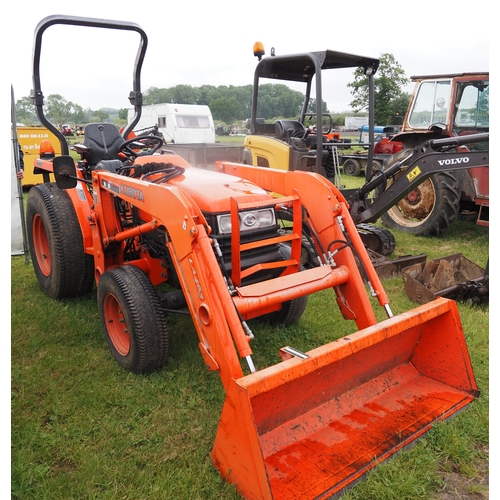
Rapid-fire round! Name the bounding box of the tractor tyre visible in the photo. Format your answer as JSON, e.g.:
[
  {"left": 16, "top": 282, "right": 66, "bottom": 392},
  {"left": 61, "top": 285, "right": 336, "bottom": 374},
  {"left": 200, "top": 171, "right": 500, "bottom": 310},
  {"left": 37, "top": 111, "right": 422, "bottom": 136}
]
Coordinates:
[
  {"left": 97, "top": 266, "right": 169, "bottom": 374},
  {"left": 343, "top": 158, "right": 362, "bottom": 177},
  {"left": 26, "top": 183, "right": 94, "bottom": 299},
  {"left": 377, "top": 149, "right": 460, "bottom": 236},
  {"left": 260, "top": 295, "right": 309, "bottom": 327},
  {"left": 370, "top": 160, "right": 383, "bottom": 175}
]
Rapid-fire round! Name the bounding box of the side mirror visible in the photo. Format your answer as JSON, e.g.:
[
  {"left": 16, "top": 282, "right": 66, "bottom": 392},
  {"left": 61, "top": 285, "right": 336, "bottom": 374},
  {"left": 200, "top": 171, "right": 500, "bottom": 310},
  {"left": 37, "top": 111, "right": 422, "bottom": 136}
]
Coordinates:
[{"left": 53, "top": 155, "right": 78, "bottom": 190}]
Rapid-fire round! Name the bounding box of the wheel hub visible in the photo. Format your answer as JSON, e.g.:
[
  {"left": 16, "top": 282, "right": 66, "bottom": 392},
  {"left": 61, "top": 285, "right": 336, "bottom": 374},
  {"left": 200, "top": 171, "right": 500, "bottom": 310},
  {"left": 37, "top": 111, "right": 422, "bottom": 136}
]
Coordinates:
[{"left": 103, "top": 294, "right": 130, "bottom": 356}]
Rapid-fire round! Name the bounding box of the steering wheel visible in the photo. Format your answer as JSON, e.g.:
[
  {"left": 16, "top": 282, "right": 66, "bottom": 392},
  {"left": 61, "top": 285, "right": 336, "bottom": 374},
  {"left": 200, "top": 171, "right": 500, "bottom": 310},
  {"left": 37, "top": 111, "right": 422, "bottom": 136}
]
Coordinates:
[
  {"left": 118, "top": 135, "right": 164, "bottom": 161},
  {"left": 289, "top": 126, "right": 311, "bottom": 140}
]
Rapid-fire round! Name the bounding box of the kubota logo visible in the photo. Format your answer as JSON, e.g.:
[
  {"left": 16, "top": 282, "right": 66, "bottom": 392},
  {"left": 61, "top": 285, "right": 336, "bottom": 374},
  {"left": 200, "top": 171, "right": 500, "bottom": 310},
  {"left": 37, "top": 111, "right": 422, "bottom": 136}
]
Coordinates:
[
  {"left": 437, "top": 157, "right": 470, "bottom": 166},
  {"left": 119, "top": 185, "right": 144, "bottom": 201}
]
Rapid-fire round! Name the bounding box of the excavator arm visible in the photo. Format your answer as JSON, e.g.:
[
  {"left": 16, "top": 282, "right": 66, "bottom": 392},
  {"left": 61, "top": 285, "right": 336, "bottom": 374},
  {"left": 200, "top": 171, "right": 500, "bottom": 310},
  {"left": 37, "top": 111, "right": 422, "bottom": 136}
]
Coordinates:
[{"left": 348, "top": 132, "right": 489, "bottom": 224}]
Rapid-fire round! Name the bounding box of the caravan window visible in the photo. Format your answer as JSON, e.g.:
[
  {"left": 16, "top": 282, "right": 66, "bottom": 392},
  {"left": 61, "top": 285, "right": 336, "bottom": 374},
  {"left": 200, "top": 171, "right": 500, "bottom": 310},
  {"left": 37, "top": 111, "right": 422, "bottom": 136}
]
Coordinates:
[
  {"left": 176, "top": 115, "right": 211, "bottom": 128},
  {"left": 158, "top": 116, "right": 166, "bottom": 127}
]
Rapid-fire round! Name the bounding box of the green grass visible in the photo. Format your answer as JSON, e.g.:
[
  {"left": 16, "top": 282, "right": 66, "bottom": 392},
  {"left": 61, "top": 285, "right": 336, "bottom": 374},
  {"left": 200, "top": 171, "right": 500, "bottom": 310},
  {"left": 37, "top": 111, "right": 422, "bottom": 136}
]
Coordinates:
[
  {"left": 11, "top": 200, "right": 488, "bottom": 499},
  {"left": 215, "top": 135, "right": 246, "bottom": 144}
]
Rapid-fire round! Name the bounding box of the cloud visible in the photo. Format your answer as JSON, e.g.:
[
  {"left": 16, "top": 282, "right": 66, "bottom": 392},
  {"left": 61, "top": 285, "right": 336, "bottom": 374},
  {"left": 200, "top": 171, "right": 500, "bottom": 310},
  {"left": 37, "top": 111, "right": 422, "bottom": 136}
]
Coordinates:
[{"left": 7, "top": 1, "right": 490, "bottom": 113}]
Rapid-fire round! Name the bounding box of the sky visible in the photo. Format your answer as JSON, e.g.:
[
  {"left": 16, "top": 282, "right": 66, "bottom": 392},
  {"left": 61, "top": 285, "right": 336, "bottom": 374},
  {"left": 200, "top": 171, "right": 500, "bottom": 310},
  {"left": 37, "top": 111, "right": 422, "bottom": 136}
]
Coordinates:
[{"left": 6, "top": 1, "right": 492, "bottom": 115}]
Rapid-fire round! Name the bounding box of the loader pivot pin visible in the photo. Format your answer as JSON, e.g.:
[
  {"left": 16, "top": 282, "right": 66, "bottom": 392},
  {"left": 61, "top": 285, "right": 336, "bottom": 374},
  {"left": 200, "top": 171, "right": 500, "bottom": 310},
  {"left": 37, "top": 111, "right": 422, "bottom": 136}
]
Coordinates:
[{"left": 280, "top": 346, "right": 309, "bottom": 360}]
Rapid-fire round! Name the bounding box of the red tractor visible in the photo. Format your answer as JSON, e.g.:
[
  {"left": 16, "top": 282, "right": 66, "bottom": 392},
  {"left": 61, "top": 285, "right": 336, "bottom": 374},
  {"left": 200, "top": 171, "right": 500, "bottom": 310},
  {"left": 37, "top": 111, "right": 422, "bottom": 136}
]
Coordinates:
[
  {"left": 61, "top": 124, "right": 73, "bottom": 136},
  {"left": 376, "top": 73, "right": 489, "bottom": 236}
]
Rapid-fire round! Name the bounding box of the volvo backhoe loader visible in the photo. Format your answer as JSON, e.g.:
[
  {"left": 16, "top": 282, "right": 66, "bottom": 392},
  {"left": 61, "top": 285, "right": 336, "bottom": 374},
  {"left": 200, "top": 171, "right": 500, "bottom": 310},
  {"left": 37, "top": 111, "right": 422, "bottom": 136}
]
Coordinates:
[
  {"left": 242, "top": 44, "right": 489, "bottom": 277},
  {"left": 26, "top": 15, "right": 479, "bottom": 500}
]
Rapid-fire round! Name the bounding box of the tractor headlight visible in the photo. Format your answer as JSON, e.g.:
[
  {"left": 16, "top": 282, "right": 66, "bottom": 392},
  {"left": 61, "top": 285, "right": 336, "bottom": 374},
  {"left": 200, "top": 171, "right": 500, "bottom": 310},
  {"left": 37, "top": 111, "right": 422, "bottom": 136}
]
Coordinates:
[{"left": 217, "top": 208, "right": 276, "bottom": 234}]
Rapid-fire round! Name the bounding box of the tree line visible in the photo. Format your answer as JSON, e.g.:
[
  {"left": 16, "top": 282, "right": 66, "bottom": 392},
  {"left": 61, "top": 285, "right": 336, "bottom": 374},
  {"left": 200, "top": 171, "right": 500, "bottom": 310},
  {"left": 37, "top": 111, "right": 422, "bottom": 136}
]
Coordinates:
[{"left": 15, "top": 53, "right": 411, "bottom": 129}]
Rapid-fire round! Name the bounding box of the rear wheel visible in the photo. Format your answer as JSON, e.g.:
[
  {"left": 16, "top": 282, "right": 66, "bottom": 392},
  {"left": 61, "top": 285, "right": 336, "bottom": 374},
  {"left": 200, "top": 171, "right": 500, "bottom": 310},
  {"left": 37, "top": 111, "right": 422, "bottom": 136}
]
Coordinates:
[
  {"left": 343, "top": 158, "right": 362, "bottom": 177},
  {"left": 97, "top": 266, "right": 169, "bottom": 373},
  {"left": 371, "top": 160, "right": 383, "bottom": 174},
  {"left": 377, "top": 149, "right": 460, "bottom": 236},
  {"left": 26, "top": 183, "right": 94, "bottom": 299}
]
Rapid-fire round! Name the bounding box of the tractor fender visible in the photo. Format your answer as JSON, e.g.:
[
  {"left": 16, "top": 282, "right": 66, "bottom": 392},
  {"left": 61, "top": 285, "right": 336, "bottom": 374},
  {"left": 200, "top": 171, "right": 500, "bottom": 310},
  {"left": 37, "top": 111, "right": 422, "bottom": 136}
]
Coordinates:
[{"left": 65, "top": 181, "right": 94, "bottom": 253}]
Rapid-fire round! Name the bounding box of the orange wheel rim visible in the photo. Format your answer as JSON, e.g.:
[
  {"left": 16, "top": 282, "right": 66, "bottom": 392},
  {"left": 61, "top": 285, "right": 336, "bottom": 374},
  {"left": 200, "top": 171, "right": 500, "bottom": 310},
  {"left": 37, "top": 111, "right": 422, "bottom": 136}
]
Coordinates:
[
  {"left": 103, "top": 294, "right": 130, "bottom": 356},
  {"left": 32, "top": 213, "right": 51, "bottom": 276}
]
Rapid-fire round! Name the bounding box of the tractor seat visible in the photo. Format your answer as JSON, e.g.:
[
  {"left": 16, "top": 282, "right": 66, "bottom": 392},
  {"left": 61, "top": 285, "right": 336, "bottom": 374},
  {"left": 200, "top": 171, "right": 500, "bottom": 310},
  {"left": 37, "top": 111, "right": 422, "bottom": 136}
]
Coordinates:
[
  {"left": 82, "top": 123, "right": 125, "bottom": 166},
  {"left": 275, "top": 120, "right": 307, "bottom": 141}
]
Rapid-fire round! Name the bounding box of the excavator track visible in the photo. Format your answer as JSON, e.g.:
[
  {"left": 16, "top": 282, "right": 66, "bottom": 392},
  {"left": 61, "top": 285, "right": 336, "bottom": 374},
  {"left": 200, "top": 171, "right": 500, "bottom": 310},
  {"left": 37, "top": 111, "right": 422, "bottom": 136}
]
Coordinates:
[{"left": 356, "top": 223, "right": 396, "bottom": 256}]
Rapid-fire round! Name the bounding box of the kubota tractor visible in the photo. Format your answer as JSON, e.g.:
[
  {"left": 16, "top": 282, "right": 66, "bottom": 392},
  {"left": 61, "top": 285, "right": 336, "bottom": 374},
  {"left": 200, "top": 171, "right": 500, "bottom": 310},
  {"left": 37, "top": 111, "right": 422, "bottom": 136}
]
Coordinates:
[{"left": 26, "top": 15, "right": 480, "bottom": 500}]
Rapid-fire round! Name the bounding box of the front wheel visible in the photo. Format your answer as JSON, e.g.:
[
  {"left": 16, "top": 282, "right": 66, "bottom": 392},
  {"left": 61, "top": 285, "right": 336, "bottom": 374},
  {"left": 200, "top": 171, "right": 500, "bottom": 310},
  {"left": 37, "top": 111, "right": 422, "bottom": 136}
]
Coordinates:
[
  {"left": 259, "top": 295, "right": 308, "bottom": 327},
  {"left": 377, "top": 149, "right": 460, "bottom": 236},
  {"left": 97, "top": 266, "right": 169, "bottom": 373}
]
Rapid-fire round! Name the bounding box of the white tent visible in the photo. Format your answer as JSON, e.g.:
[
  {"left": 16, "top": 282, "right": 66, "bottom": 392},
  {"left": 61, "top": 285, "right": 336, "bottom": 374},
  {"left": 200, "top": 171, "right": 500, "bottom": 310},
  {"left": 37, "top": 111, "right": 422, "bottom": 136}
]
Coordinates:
[
  {"left": 11, "top": 143, "right": 25, "bottom": 256},
  {"left": 11, "top": 87, "right": 28, "bottom": 258}
]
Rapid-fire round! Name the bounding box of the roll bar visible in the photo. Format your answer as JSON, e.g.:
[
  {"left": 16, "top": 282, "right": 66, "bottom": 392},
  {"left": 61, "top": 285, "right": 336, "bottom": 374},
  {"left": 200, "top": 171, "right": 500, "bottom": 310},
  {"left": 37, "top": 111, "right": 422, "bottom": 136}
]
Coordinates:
[{"left": 30, "top": 15, "right": 148, "bottom": 155}]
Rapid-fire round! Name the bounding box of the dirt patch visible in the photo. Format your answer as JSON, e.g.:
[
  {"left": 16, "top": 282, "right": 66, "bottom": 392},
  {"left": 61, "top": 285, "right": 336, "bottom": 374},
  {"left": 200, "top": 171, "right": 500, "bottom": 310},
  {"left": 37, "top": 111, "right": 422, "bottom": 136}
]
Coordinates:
[{"left": 432, "top": 455, "right": 489, "bottom": 499}]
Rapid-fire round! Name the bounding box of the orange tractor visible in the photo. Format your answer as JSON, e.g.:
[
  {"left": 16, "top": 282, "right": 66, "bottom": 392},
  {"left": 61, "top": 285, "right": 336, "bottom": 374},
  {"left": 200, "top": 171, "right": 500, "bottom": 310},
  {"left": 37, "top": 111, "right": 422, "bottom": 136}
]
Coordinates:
[{"left": 26, "top": 15, "right": 479, "bottom": 500}]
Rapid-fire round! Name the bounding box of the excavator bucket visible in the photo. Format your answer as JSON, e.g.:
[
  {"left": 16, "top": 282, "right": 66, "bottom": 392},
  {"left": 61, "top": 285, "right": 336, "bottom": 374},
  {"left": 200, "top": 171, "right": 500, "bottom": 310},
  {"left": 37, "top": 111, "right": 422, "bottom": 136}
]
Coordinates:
[
  {"left": 212, "top": 297, "right": 478, "bottom": 500},
  {"left": 403, "top": 253, "right": 488, "bottom": 305}
]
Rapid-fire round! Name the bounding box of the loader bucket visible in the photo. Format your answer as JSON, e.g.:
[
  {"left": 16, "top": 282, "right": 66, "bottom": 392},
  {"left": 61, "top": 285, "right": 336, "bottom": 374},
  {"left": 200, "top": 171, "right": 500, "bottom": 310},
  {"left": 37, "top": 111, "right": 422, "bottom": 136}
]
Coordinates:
[{"left": 212, "top": 297, "right": 478, "bottom": 500}]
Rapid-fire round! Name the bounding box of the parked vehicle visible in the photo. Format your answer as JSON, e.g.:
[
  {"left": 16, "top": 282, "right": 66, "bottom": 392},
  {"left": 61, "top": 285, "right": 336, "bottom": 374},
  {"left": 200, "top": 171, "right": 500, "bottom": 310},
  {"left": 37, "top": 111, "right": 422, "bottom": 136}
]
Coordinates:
[
  {"left": 127, "top": 103, "right": 216, "bottom": 144},
  {"left": 124, "top": 104, "right": 244, "bottom": 168},
  {"left": 242, "top": 44, "right": 488, "bottom": 270},
  {"left": 60, "top": 124, "right": 73, "bottom": 136},
  {"left": 340, "top": 124, "right": 401, "bottom": 177},
  {"left": 16, "top": 126, "right": 59, "bottom": 187},
  {"left": 378, "top": 73, "right": 489, "bottom": 235}
]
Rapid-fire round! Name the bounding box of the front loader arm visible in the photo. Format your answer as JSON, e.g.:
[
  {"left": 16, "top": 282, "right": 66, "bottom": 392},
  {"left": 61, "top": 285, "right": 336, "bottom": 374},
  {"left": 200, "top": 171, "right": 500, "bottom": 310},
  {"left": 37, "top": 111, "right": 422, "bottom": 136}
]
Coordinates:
[
  {"left": 349, "top": 132, "right": 489, "bottom": 224},
  {"left": 216, "top": 162, "right": 388, "bottom": 319},
  {"left": 92, "top": 171, "right": 249, "bottom": 389}
]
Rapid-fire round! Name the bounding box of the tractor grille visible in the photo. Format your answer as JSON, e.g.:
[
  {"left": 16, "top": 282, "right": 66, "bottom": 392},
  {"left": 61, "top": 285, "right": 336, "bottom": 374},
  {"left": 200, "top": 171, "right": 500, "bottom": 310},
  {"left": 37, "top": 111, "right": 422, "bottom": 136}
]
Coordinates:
[{"left": 212, "top": 225, "right": 286, "bottom": 284}]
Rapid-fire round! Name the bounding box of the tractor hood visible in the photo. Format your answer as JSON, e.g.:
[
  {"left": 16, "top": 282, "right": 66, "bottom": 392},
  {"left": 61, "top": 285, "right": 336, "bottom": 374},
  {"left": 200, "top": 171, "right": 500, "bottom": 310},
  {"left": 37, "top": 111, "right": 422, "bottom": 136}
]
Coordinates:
[{"left": 132, "top": 154, "right": 274, "bottom": 213}]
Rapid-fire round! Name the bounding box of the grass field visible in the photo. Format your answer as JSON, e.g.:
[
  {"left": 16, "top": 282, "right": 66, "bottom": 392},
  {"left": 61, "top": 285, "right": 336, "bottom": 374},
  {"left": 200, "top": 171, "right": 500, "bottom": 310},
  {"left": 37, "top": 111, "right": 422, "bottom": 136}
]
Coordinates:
[{"left": 11, "top": 174, "right": 489, "bottom": 499}]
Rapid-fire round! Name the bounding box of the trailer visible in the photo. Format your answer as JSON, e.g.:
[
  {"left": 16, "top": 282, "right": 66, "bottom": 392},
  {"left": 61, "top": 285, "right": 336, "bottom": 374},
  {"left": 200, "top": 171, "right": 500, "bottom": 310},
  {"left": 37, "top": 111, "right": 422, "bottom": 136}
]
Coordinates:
[
  {"left": 340, "top": 125, "right": 401, "bottom": 176},
  {"left": 344, "top": 115, "right": 368, "bottom": 130}
]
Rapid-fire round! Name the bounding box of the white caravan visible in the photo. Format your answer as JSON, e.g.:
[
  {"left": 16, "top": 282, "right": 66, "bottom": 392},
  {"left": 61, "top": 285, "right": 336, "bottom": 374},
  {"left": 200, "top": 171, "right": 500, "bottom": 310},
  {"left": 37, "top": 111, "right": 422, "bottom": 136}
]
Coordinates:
[{"left": 128, "top": 103, "right": 215, "bottom": 144}]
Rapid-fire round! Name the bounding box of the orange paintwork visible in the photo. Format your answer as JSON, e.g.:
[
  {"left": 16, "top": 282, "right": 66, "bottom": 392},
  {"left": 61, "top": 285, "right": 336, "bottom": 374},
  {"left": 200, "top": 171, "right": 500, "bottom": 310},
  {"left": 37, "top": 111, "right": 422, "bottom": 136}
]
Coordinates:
[
  {"left": 27, "top": 15, "right": 480, "bottom": 498},
  {"left": 212, "top": 297, "right": 478, "bottom": 500},
  {"left": 36, "top": 149, "right": 478, "bottom": 499}
]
